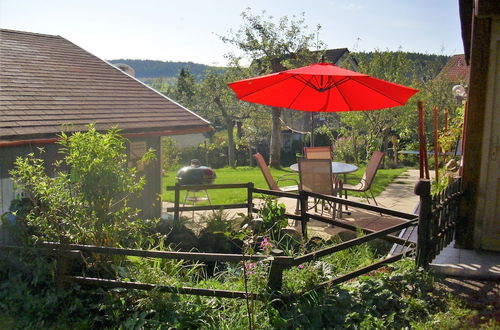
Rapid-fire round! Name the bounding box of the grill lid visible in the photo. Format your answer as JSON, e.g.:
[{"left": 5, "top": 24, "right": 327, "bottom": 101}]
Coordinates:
[{"left": 176, "top": 164, "right": 216, "bottom": 185}]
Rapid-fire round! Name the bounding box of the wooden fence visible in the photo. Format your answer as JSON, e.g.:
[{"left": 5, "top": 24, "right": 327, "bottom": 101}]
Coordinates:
[
  {"left": 1, "top": 179, "right": 461, "bottom": 300},
  {"left": 415, "top": 178, "right": 463, "bottom": 267}
]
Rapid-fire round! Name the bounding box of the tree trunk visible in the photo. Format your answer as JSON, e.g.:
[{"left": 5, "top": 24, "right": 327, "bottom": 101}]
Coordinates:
[
  {"left": 353, "top": 134, "right": 358, "bottom": 165},
  {"left": 268, "top": 59, "right": 287, "bottom": 168},
  {"left": 227, "top": 119, "right": 236, "bottom": 168},
  {"left": 215, "top": 97, "right": 236, "bottom": 168},
  {"left": 269, "top": 107, "right": 282, "bottom": 168}
]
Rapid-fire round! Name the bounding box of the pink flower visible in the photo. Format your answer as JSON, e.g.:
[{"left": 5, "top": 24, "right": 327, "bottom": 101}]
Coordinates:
[
  {"left": 260, "top": 236, "right": 273, "bottom": 253},
  {"left": 244, "top": 262, "right": 257, "bottom": 275},
  {"left": 298, "top": 264, "right": 305, "bottom": 269}
]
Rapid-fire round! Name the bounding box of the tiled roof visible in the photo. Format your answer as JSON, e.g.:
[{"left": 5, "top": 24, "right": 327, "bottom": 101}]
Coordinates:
[
  {"left": 323, "top": 48, "right": 349, "bottom": 64},
  {"left": 0, "top": 29, "right": 211, "bottom": 142},
  {"left": 438, "top": 54, "right": 469, "bottom": 82}
]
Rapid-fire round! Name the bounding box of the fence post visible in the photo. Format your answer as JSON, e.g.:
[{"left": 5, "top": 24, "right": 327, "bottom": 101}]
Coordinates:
[
  {"left": 56, "top": 250, "right": 70, "bottom": 289},
  {"left": 299, "top": 190, "right": 308, "bottom": 239},
  {"left": 174, "top": 182, "right": 180, "bottom": 222},
  {"left": 247, "top": 182, "right": 254, "bottom": 218},
  {"left": 415, "top": 179, "right": 432, "bottom": 268},
  {"left": 267, "top": 249, "right": 285, "bottom": 292}
]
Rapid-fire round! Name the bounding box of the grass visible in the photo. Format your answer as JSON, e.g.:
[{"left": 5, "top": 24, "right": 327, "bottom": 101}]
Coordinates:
[{"left": 162, "top": 165, "right": 408, "bottom": 205}]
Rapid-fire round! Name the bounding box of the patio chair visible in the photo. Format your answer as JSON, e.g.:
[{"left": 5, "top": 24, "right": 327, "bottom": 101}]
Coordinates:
[
  {"left": 254, "top": 153, "right": 299, "bottom": 213},
  {"left": 303, "top": 146, "right": 334, "bottom": 209},
  {"left": 303, "top": 146, "right": 333, "bottom": 160},
  {"left": 343, "top": 151, "right": 385, "bottom": 205},
  {"left": 298, "top": 158, "right": 343, "bottom": 219}
]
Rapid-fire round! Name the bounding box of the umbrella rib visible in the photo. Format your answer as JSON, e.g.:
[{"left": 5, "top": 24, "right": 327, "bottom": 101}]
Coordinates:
[
  {"left": 335, "top": 77, "right": 354, "bottom": 110},
  {"left": 349, "top": 77, "right": 407, "bottom": 105},
  {"left": 288, "top": 75, "right": 313, "bottom": 108},
  {"left": 293, "top": 75, "right": 350, "bottom": 92}
]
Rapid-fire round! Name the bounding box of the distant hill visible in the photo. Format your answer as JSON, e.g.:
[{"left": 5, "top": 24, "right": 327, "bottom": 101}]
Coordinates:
[
  {"left": 109, "top": 52, "right": 451, "bottom": 86},
  {"left": 108, "top": 59, "right": 222, "bottom": 81}
]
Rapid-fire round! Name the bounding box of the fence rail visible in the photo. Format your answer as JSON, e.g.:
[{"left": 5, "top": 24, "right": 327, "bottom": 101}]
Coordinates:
[{"left": 1, "top": 179, "right": 460, "bottom": 299}]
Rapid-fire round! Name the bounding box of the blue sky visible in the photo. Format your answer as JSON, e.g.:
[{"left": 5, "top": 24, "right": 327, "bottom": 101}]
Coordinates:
[{"left": 0, "top": 0, "right": 464, "bottom": 66}]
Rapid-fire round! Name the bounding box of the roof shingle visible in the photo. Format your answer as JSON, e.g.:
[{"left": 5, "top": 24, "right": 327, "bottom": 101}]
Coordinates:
[
  {"left": 0, "top": 29, "right": 211, "bottom": 142},
  {"left": 438, "top": 54, "right": 470, "bottom": 82}
]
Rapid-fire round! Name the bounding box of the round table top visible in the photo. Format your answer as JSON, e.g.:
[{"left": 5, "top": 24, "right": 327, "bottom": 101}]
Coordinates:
[{"left": 290, "top": 161, "right": 358, "bottom": 175}]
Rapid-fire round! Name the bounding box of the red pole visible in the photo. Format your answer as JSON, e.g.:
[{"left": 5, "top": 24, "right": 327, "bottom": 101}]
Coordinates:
[
  {"left": 444, "top": 108, "right": 449, "bottom": 131},
  {"left": 417, "top": 101, "right": 430, "bottom": 179},
  {"left": 418, "top": 101, "right": 425, "bottom": 179},
  {"left": 433, "top": 106, "right": 439, "bottom": 183},
  {"left": 443, "top": 108, "right": 449, "bottom": 165}
]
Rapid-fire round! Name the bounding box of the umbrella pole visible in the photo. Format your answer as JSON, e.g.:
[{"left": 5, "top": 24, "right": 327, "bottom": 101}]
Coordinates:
[{"left": 311, "top": 112, "right": 315, "bottom": 147}]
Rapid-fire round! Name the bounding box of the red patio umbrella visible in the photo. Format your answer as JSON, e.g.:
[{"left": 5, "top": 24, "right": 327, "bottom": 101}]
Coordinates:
[
  {"left": 228, "top": 62, "right": 418, "bottom": 112},
  {"left": 228, "top": 62, "right": 418, "bottom": 148}
]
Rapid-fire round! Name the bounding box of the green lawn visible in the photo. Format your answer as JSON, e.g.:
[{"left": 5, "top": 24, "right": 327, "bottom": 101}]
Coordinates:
[{"left": 163, "top": 165, "right": 408, "bottom": 205}]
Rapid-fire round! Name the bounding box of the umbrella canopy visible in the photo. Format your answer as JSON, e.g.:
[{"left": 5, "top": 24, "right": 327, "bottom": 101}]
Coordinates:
[{"left": 228, "top": 63, "right": 418, "bottom": 112}]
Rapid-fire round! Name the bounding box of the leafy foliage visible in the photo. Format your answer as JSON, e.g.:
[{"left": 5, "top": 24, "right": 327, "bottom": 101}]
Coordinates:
[
  {"left": 9, "top": 125, "right": 155, "bottom": 247},
  {"left": 221, "top": 9, "right": 324, "bottom": 167},
  {"left": 256, "top": 197, "right": 288, "bottom": 235},
  {"left": 161, "top": 136, "right": 181, "bottom": 173}
]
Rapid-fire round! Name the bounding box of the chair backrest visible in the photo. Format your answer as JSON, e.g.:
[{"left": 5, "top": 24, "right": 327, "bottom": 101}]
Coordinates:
[
  {"left": 303, "top": 146, "right": 333, "bottom": 160},
  {"left": 361, "top": 151, "right": 385, "bottom": 190},
  {"left": 254, "top": 153, "right": 280, "bottom": 191},
  {"left": 298, "top": 158, "right": 334, "bottom": 195}
]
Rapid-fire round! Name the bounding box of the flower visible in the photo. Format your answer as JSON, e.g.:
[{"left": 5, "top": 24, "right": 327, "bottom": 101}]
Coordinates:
[
  {"left": 298, "top": 264, "right": 305, "bottom": 269},
  {"left": 244, "top": 262, "right": 257, "bottom": 275},
  {"left": 260, "top": 236, "right": 273, "bottom": 253}
]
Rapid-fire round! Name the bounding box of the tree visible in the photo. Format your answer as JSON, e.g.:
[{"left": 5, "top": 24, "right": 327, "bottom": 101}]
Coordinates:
[
  {"left": 164, "top": 67, "right": 197, "bottom": 109},
  {"left": 221, "top": 9, "right": 323, "bottom": 167},
  {"left": 195, "top": 65, "right": 255, "bottom": 167},
  {"left": 336, "top": 50, "right": 457, "bottom": 163}
]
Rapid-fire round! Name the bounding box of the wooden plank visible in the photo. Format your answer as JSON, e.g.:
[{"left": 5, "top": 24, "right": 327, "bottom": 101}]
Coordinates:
[
  {"left": 167, "top": 203, "right": 249, "bottom": 212},
  {"left": 252, "top": 187, "right": 299, "bottom": 199},
  {"left": 0, "top": 245, "right": 81, "bottom": 258},
  {"left": 293, "top": 219, "right": 418, "bottom": 265},
  {"left": 63, "top": 276, "right": 271, "bottom": 300},
  {"left": 415, "top": 179, "right": 432, "bottom": 267},
  {"left": 307, "top": 213, "right": 417, "bottom": 247},
  {"left": 305, "top": 252, "right": 410, "bottom": 291},
  {"left": 247, "top": 182, "right": 253, "bottom": 217},
  {"left": 166, "top": 183, "right": 250, "bottom": 191},
  {"left": 39, "top": 241, "right": 295, "bottom": 264},
  {"left": 304, "top": 191, "right": 417, "bottom": 220}
]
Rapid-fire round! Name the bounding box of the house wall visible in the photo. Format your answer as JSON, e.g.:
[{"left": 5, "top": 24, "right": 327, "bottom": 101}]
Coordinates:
[
  {"left": 126, "top": 136, "right": 162, "bottom": 219},
  {"left": 0, "top": 143, "right": 62, "bottom": 244},
  {"left": 458, "top": 1, "right": 500, "bottom": 251},
  {"left": 473, "top": 18, "right": 500, "bottom": 251},
  {"left": 0, "top": 143, "right": 62, "bottom": 214},
  {"left": 171, "top": 133, "right": 208, "bottom": 148}
]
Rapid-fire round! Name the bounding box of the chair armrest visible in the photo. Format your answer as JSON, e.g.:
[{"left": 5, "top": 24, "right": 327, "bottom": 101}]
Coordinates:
[{"left": 276, "top": 173, "right": 299, "bottom": 185}]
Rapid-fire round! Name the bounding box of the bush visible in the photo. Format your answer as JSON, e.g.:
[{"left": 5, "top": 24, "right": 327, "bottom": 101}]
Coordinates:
[
  {"left": 161, "top": 136, "right": 181, "bottom": 172},
  {"left": 9, "top": 125, "right": 156, "bottom": 247}
]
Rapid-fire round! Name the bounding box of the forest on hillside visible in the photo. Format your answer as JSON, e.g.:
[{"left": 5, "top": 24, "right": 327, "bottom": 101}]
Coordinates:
[
  {"left": 107, "top": 59, "right": 224, "bottom": 81},
  {"left": 109, "top": 52, "right": 451, "bottom": 83}
]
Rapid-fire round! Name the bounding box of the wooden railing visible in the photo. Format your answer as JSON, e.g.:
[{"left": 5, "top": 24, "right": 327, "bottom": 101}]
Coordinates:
[{"left": 1, "top": 182, "right": 421, "bottom": 299}]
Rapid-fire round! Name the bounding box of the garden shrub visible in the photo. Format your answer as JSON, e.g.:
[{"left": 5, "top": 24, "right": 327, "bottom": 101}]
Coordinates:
[
  {"left": 161, "top": 136, "right": 181, "bottom": 173},
  {"left": 9, "top": 125, "right": 156, "bottom": 248}
]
